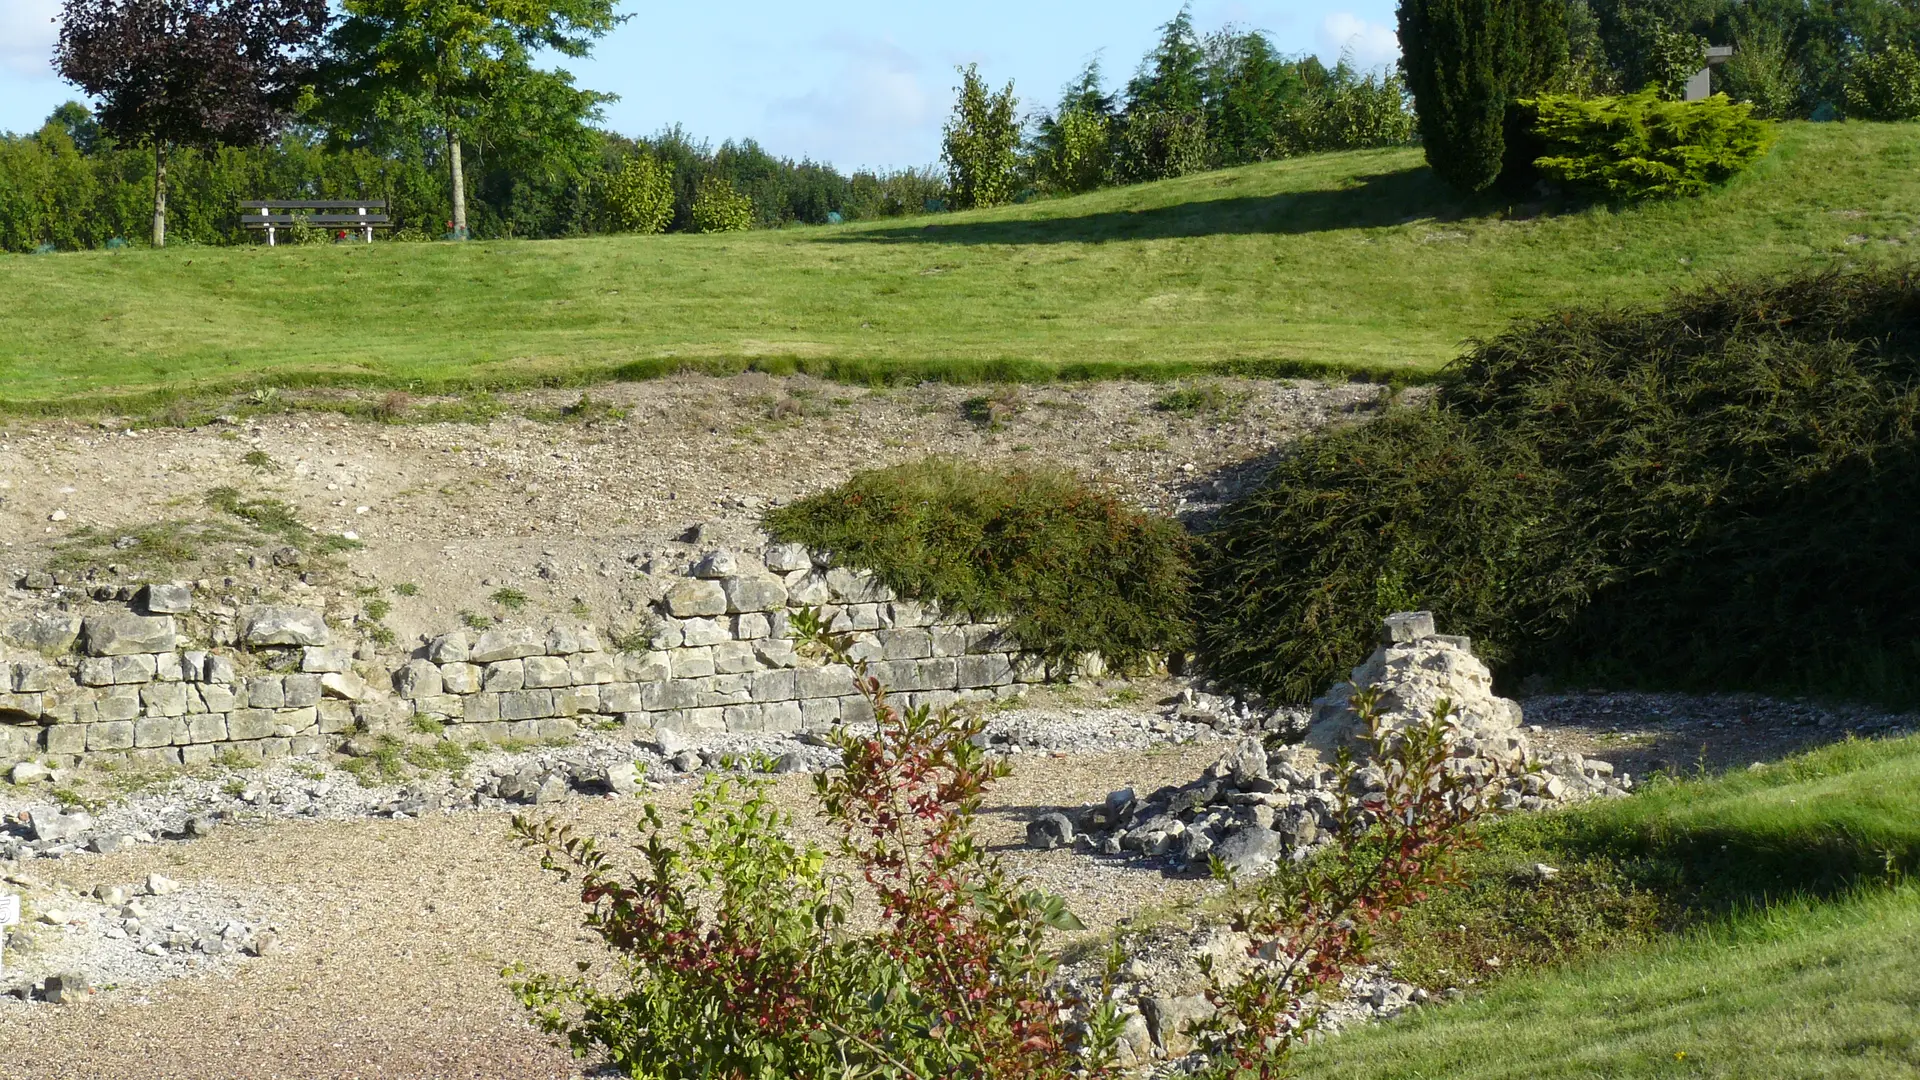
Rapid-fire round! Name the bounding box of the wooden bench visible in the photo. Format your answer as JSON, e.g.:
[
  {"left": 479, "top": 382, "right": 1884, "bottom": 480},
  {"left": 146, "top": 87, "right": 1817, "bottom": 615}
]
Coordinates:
[{"left": 241, "top": 200, "right": 392, "bottom": 245}]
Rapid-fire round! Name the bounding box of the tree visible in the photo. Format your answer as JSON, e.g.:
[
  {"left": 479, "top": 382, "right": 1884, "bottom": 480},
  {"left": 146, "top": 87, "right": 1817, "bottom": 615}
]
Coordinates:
[
  {"left": 1397, "top": 0, "right": 1569, "bottom": 192},
  {"left": 1031, "top": 60, "right": 1117, "bottom": 194},
  {"left": 941, "top": 64, "right": 1021, "bottom": 210},
  {"left": 1126, "top": 5, "right": 1205, "bottom": 116},
  {"left": 603, "top": 153, "right": 673, "bottom": 233},
  {"left": 320, "top": 0, "right": 622, "bottom": 240},
  {"left": 54, "top": 0, "right": 328, "bottom": 248}
]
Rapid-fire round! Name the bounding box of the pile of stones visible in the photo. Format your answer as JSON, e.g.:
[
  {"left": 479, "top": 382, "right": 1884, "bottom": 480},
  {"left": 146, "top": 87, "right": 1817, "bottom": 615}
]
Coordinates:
[{"left": 1032, "top": 614, "right": 1631, "bottom": 874}]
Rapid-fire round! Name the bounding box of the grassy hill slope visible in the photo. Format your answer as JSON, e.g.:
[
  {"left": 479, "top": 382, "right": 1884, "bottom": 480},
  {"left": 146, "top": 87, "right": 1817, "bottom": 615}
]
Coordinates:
[{"left": 0, "top": 121, "right": 1913, "bottom": 408}]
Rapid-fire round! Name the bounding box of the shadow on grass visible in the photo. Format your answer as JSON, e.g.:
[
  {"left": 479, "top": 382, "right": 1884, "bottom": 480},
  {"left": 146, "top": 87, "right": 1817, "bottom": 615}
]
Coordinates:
[{"left": 824, "top": 167, "right": 1508, "bottom": 246}]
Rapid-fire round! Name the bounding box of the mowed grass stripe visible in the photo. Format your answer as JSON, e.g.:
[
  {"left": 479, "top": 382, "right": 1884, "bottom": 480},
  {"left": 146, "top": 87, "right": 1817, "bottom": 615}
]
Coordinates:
[
  {"left": 1294, "top": 883, "right": 1920, "bottom": 1080},
  {"left": 0, "top": 121, "right": 1914, "bottom": 405}
]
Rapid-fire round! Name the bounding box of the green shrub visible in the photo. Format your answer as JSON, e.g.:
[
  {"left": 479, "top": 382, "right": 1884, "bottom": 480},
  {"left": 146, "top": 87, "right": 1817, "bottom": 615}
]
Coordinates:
[
  {"left": 688, "top": 176, "right": 754, "bottom": 233},
  {"left": 1109, "top": 107, "right": 1209, "bottom": 184},
  {"left": 1845, "top": 45, "right": 1920, "bottom": 121},
  {"left": 603, "top": 153, "right": 675, "bottom": 234},
  {"left": 765, "top": 458, "right": 1192, "bottom": 667},
  {"left": 1036, "top": 106, "right": 1111, "bottom": 195},
  {"left": 1197, "top": 267, "right": 1920, "bottom": 704},
  {"left": 1528, "top": 90, "right": 1775, "bottom": 200},
  {"left": 942, "top": 64, "right": 1022, "bottom": 209}
]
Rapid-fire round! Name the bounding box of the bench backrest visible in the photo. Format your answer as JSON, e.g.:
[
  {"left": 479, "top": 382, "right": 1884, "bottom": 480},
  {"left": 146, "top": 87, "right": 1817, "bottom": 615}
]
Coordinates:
[{"left": 240, "top": 200, "right": 388, "bottom": 210}]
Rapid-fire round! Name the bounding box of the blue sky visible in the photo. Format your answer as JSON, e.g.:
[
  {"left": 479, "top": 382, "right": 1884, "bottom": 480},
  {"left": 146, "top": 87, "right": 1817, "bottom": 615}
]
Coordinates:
[{"left": 0, "top": 1, "right": 1401, "bottom": 170}]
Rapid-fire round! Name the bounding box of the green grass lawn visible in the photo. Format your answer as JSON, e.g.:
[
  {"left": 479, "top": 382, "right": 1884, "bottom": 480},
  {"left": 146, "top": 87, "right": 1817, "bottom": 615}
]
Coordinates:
[
  {"left": 1295, "top": 884, "right": 1920, "bottom": 1080},
  {"left": 1296, "top": 734, "right": 1920, "bottom": 1078},
  {"left": 0, "top": 121, "right": 1914, "bottom": 409}
]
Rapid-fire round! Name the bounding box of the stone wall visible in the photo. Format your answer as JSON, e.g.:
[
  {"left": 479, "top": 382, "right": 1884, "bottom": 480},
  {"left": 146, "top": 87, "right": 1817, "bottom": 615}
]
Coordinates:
[{"left": 1, "top": 544, "right": 1042, "bottom": 770}]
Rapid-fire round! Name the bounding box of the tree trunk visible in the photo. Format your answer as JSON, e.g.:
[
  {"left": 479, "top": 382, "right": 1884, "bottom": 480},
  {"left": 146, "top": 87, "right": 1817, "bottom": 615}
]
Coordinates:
[
  {"left": 447, "top": 126, "right": 468, "bottom": 240},
  {"left": 152, "top": 141, "right": 168, "bottom": 249}
]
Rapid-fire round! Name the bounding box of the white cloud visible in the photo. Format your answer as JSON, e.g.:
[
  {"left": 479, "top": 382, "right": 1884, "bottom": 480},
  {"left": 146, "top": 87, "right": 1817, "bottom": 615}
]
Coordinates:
[
  {"left": 1318, "top": 12, "right": 1400, "bottom": 70},
  {"left": 0, "top": 0, "right": 62, "bottom": 79},
  {"left": 766, "top": 36, "right": 943, "bottom": 170}
]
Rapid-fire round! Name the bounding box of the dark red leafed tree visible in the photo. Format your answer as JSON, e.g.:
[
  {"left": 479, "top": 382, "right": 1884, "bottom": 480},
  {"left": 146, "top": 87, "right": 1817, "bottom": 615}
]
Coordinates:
[{"left": 54, "top": 0, "right": 329, "bottom": 248}]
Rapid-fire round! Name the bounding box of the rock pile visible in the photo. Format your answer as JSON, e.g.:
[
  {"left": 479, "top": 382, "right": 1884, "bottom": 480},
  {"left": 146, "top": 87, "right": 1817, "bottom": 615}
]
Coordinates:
[{"left": 1044, "top": 614, "right": 1631, "bottom": 873}]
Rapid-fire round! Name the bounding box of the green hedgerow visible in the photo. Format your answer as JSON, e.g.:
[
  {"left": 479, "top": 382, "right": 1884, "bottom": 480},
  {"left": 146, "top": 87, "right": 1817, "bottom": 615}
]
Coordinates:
[
  {"left": 1197, "top": 266, "right": 1920, "bottom": 705},
  {"left": 765, "top": 458, "right": 1191, "bottom": 668},
  {"left": 1527, "top": 90, "right": 1775, "bottom": 201}
]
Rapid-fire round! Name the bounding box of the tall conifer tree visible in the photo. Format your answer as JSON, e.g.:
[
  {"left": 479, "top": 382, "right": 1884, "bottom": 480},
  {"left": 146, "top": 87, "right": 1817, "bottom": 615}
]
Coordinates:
[{"left": 1398, "top": 0, "right": 1568, "bottom": 192}]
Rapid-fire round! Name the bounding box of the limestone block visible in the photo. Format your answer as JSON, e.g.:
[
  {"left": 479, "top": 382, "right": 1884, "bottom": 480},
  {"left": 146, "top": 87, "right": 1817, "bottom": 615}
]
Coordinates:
[
  {"left": 956, "top": 654, "right": 1014, "bottom": 689},
  {"left": 846, "top": 635, "right": 883, "bottom": 664},
  {"left": 712, "top": 641, "right": 759, "bottom": 675},
  {"left": 754, "top": 640, "right": 799, "bottom": 669},
  {"left": 238, "top": 606, "right": 329, "bottom": 648},
  {"left": 77, "top": 657, "right": 118, "bottom": 687},
  {"left": 198, "top": 684, "right": 236, "bottom": 713},
  {"left": 679, "top": 617, "right": 730, "bottom": 647},
  {"left": 499, "top": 689, "right": 556, "bottom": 721},
  {"left": 624, "top": 651, "right": 671, "bottom": 682},
  {"left": 439, "top": 662, "right": 482, "bottom": 695},
  {"left": 302, "top": 647, "right": 353, "bottom": 674},
  {"left": 750, "top": 669, "right": 798, "bottom": 703},
  {"left": 825, "top": 567, "right": 892, "bottom": 604},
  {"left": 535, "top": 717, "right": 578, "bottom": 740},
  {"left": 142, "top": 583, "right": 193, "bottom": 614},
  {"left": 188, "top": 714, "right": 228, "bottom": 743},
  {"left": 140, "top": 682, "right": 190, "bottom": 718},
  {"left": 154, "top": 652, "right": 184, "bottom": 682},
  {"left": 723, "top": 704, "right": 764, "bottom": 731},
  {"left": 733, "top": 613, "right": 772, "bottom": 640},
  {"left": 786, "top": 572, "right": 832, "bottom": 606},
  {"left": 666, "top": 580, "right": 728, "bottom": 618},
  {"left": 555, "top": 687, "right": 600, "bottom": 717},
  {"left": 180, "top": 651, "right": 208, "bottom": 684},
  {"left": 764, "top": 542, "right": 812, "bottom": 574},
  {"left": 96, "top": 690, "right": 141, "bottom": 723},
  {"left": 218, "top": 741, "right": 266, "bottom": 765},
  {"left": 428, "top": 632, "right": 470, "bottom": 663},
  {"left": 283, "top": 673, "right": 323, "bottom": 708},
  {"left": 83, "top": 613, "right": 177, "bottom": 656},
  {"left": 722, "top": 574, "right": 787, "bottom": 614},
  {"left": 545, "top": 626, "right": 588, "bottom": 655},
  {"left": 259, "top": 737, "right": 293, "bottom": 761},
  {"left": 247, "top": 676, "right": 286, "bottom": 709},
  {"left": 600, "top": 683, "right": 646, "bottom": 713},
  {"left": 46, "top": 724, "right": 89, "bottom": 755},
  {"left": 131, "top": 747, "right": 182, "bottom": 769},
  {"left": 470, "top": 627, "right": 543, "bottom": 664},
  {"left": 656, "top": 707, "right": 727, "bottom": 735},
  {"left": 671, "top": 647, "right": 715, "bottom": 679},
  {"left": 760, "top": 700, "right": 804, "bottom": 732},
  {"left": 271, "top": 707, "right": 313, "bottom": 735},
  {"left": 523, "top": 656, "right": 571, "bottom": 689},
  {"left": 114, "top": 654, "right": 158, "bottom": 684},
  {"left": 699, "top": 674, "right": 753, "bottom": 707},
  {"left": 649, "top": 620, "right": 684, "bottom": 650},
  {"left": 291, "top": 735, "right": 326, "bottom": 757},
  {"left": 931, "top": 628, "right": 969, "bottom": 657},
  {"left": 416, "top": 694, "right": 464, "bottom": 718},
  {"left": 568, "top": 653, "right": 619, "bottom": 686},
  {"left": 12, "top": 662, "right": 67, "bottom": 693},
  {"left": 882, "top": 630, "right": 933, "bottom": 661},
  {"left": 797, "top": 664, "right": 856, "bottom": 701},
  {"left": 180, "top": 743, "right": 218, "bottom": 767},
  {"left": 0, "top": 692, "right": 42, "bottom": 722},
  {"left": 464, "top": 694, "right": 501, "bottom": 724},
  {"left": 644, "top": 680, "right": 701, "bottom": 712},
  {"left": 87, "top": 721, "right": 136, "bottom": 751},
  {"left": 226, "top": 709, "right": 276, "bottom": 741},
  {"left": 317, "top": 701, "right": 354, "bottom": 734},
  {"left": 504, "top": 720, "right": 540, "bottom": 742},
  {"left": 801, "top": 696, "right": 842, "bottom": 727},
  {"left": 886, "top": 601, "right": 931, "bottom": 629},
  {"left": 134, "top": 716, "right": 179, "bottom": 749},
  {"left": 205, "top": 654, "right": 236, "bottom": 685},
  {"left": 320, "top": 671, "right": 368, "bottom": 701},
  {"left": 481, "top": 660, "right": 525, "bottom": 692},
  {"left": 6, "top": 612, "right": 80, "bottom": 653}
]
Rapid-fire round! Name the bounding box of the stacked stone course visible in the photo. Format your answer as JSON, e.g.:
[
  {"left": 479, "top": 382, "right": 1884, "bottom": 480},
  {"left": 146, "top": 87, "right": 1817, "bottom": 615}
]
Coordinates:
[{"left": 1, "top": 545, "right": 1046, "bottom": 769}]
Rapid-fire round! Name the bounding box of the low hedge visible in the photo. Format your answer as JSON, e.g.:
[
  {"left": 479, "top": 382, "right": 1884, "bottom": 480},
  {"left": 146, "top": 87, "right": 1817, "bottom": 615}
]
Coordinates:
[
  {"left": 1198, "top": 266, "right": 1920, "bottom": 704},
  {"left": 765, "top": 458, "right": 1192, "bottom": 667},
  {"left": 1527, "top": 90, "right": 1775, "bottom": 201}
]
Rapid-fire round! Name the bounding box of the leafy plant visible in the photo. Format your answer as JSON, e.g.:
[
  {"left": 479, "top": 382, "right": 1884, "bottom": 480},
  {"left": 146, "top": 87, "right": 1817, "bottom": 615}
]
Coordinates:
[
  {"left": 509, "top": 610, "right": 1116, "bottom": 1079},
  {"left": 765, "top": 458, "right": 1192, "bottom": 668},
  {"left": 491, "top": 587, "right": 528, "bottom": 611},
  {"left": 1154, "top": 383, "right": 1250, "bottom": 416},
  {"left": 942, "top": 64, "right": 1022, "bottom": 209},
  {"left": 1845, "top": 45, "right": 1920, "bottom": 121},
  {"left": 1528, "top": 90, "right": 1775, "bottom": 201},
  {"left": 689, "top": 175, "right": 754, "bottom": 233},
  {"left": 604, "top": 153, "right": 674, "bottom": 233}
]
